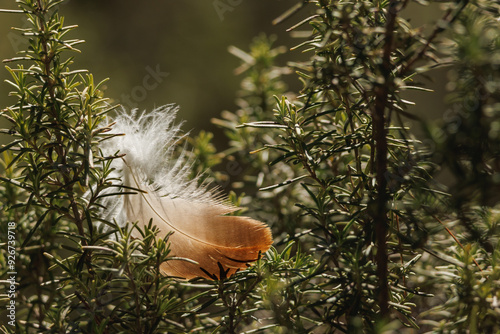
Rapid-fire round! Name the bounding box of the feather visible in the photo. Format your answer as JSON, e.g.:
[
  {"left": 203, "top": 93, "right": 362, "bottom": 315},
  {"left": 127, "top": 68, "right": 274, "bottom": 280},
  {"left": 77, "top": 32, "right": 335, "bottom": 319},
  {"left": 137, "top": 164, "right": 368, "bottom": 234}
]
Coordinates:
[{"left": 100, "top": 105, "right": 273, "bottom": 279}]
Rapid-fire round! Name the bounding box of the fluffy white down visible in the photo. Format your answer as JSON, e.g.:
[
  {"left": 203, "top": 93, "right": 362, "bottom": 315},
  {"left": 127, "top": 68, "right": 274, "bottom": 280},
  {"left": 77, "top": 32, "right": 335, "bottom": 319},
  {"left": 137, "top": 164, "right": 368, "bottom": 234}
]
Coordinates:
[{"left": 99, "top": 105, "right": 213, "bottom": 226}]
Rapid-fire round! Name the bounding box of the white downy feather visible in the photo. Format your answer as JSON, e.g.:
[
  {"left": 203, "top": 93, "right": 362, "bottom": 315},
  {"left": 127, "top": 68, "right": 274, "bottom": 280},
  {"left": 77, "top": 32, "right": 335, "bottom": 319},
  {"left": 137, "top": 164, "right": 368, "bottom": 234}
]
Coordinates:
[{"left": 99, "top": 105, "right": 273, "bottom": 279}]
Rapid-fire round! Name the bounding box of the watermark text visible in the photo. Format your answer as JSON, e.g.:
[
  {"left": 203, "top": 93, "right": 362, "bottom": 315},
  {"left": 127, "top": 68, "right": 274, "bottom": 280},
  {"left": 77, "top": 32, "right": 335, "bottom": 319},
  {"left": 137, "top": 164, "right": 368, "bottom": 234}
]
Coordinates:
[{"left": 5, "top": 221, "right": 17, "bottom": 327}]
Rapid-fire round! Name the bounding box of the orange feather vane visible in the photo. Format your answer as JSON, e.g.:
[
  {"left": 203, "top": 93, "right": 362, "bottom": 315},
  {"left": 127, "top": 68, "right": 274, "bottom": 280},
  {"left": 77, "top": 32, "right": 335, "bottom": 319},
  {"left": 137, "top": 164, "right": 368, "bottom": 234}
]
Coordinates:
[{"left": 100, "top": 106, "right": 273, "bottom": 279}]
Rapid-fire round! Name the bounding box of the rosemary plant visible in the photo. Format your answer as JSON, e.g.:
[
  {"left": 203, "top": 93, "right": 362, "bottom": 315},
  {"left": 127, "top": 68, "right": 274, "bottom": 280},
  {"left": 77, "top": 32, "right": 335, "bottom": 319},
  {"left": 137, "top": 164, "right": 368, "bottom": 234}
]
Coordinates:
[{"left": 1, "top": 0, "right": 499, "bottom": 333}]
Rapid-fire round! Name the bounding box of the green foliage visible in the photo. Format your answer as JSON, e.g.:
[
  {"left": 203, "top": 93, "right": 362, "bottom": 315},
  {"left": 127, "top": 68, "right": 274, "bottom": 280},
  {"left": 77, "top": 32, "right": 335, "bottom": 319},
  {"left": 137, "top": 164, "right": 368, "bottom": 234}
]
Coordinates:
[
  {"left": 209, "top": 0, "right": 500, "bottom": 332},
  {"left": 0, "top": 1, "right": 187, "bottom": 333},
  {"left": 1, "top": 0, "right": 499, "bottom": 333},
  {"left": 430, "top": 5, "right": 500, "bottom": 208}
]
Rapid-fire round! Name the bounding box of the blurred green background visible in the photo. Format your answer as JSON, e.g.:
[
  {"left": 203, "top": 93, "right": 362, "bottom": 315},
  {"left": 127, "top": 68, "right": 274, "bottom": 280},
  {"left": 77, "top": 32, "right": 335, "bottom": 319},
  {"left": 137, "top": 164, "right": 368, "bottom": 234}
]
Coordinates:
[{"left": 0, "top": 0, "right": 447, "bottom": 147}]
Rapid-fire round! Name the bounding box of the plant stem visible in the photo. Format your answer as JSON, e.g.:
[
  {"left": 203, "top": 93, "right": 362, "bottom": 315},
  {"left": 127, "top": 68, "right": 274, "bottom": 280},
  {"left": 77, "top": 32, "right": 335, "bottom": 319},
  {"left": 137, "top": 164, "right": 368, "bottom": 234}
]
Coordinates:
[
  {"left": 372, "top": 0, "right": 398, "bottom": 319},
  {"left": 34, "top": 0, "right": 93, "bottom": 277}
]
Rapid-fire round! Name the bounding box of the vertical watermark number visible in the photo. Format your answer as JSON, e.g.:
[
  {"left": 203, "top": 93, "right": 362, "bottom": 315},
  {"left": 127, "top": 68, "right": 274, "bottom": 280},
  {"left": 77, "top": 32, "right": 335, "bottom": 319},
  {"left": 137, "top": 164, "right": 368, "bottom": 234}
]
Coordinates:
[{"left": 6, "top": 221, "right": 16, "bottom": 327}]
